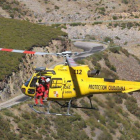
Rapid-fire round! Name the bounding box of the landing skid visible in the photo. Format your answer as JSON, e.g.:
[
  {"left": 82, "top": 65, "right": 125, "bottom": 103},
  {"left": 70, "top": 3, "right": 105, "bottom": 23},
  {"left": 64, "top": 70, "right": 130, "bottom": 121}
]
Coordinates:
[
  {"left": 29, "top": 96, "right": 97, "bottom": 116},
  {"left": 29, "top": 104, "right": 72, "bottom": 116},
  {"left": 54, "top": 96, "right": 98, "bottom": 110},
  {"left": 28, "top": 100, "right": 73, "bottom": 116}
]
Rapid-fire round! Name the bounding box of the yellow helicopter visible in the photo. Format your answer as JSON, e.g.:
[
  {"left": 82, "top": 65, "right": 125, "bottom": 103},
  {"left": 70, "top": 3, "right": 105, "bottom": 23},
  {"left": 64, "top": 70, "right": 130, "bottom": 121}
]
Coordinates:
[{"left": 0, "top": 47, "right": 140, "bottom": 116}]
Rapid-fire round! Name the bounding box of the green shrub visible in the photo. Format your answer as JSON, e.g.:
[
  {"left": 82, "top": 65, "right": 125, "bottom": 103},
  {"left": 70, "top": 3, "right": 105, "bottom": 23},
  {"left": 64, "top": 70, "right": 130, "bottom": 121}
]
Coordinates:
[
  {"left": 93, "top": 21, "right": 102, "bottom": 25},
  {"left": 134, "top": 121, "right": 140, "bottom": 128},
  {"left": 76, "top": 59, "right": 85, "bottom": 64},
  {"left": 119, "top": 135, "right": 127, "bottom": 140},
  {"left": 82, "top": 23, "right": 86, "bottom": 26},
  {"left": 122, "top": 0, "right": 128, "bottom": 4},
  {"left": 106, "top": 100, "right": 115, "bottom": 108},
  {"left": 98, "top": 7, "right": 106, "bottom": 15},
  {"left": 108, "top": 23, "right": 112, "bottom": 26},
  {"left": 125, "top": 97, "right": 140, "bottom": 117},
  {"left": 114, "top": 94, "right": 123, "bottom": 104},
  {"left": 113, "top": 16, "right": 118, "bottom": 20},
  {"left": 70, "top": 22, "right": 82, "bottom": 26},
  {"left": 2, "top": 109, "right": 15, "bottom": 117},
  {"left": 114, "top": 106, "right": 123, "bottom": 113},
  {"left": 103, "top": 53, "right": 116, "bottom": 72},
  {"left": 93, "top": 97, "right": 105, "bottom": 107},
  {"left": 99, "top": 115, "right": 106, "bottom": 125},
  {"left": 10, "top": 14, "right": 14, "bottom": 18},
  {"left": 127, "top": 96, "right": 137, "bottom": 103},
  {"left": 0, "top": 115, "right": 18, "bottom": 139},
  {"left": 55, "top": 5, "right": 59, "bottom": 9},
  {"left": 85, "top": 35, "right": 95, "bottom": 40},
  {"left": 121, "top": 48, "right": 130, "bottom": 57},
  {"left": 74, "top": 120, "right": 87, "bottom": 129},
  {"left": 0, "top": 17, "right": 66, "bottom": 80},
  {"left": 98, "top": 7, "right": 105, "bottom": 12},
  {"left": 108, "top": 120, "right": 118, "bottom": 129},
  {"left": 98, "top": 131, "right": 113, "bottom": 140},
  {"left": 21, "top": 112, "right": 31, "bottom": 120},
  {"left": 97, "top": 68, "right": 118, "bottom": 79},
  {"left": 61, "top": 25, "right": 67, "bottom": 29},
  {"left": 13, "top": 116, "right": 20, "bottom": 123},
  {"left": 86, "top": 118, "right": 96, "bottom": 130},
  {"left": 104, "top": 37, "right": 113, "bottom": 43},
  {"left": 90, "top": 52, "right": 103, "bottom": 69},
  {"left": 51, "top": 23, "right": 61, "bottom": 28},
  {"left": 110, "top": 65, "right": 116, "bottom": 72},
  {"left": 135, "top": 16, "right": 139, "bottom": 18},
  {"left": 116, "top": 93, "right": 128, "bottom": 99},
  {"left": 114, "top": 23, "right": 119, "bottom": 27},
  {"left": 78, "top": 130, "right": 89, "bottom": 140},
  {"left": 51, "top": 132, "right": 59, "bottom": 139},
  {"left": 115, "top": 36, "right": 120, "bottom": 40},
  {"left": 91, "top": 131, "right": 95, "bottom": 137},
  {"left": 105, "top": 110, "right": 121, "bottom": 123},
  {"left": 2, "top": 4, "right": 11, "bottom": 10},
  {"left": 127, "top": 22, "right": 133, "bottom": 29},
  {"left": 121, "top": 23, "right": 126, "bottom": 29}
]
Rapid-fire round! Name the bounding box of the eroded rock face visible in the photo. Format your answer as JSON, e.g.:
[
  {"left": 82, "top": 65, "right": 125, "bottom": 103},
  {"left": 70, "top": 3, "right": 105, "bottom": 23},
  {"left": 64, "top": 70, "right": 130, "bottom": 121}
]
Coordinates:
[{"left": 0, "top": 38, "right": 72, "bottom": 101}]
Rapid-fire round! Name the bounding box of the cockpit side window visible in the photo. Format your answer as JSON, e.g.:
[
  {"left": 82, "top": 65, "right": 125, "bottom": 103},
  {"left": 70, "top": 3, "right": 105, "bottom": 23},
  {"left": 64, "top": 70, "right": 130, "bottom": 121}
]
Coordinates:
[
  {"left": 24, "top": 81, "right": 30, "bottom": 87},
  {"left": 24, "top": 78, "right": 31, "bottom": 87},
  {"left": 24, "top": 75, "right": 33, "bottom": 87},
  {"left": 51, "top": 78, "right": 62, "bottom": 88}
]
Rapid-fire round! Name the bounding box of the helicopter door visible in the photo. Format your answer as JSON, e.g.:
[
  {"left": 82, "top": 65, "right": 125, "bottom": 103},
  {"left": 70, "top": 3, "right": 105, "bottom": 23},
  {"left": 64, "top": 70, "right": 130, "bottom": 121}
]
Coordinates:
[
  {"left": 27, "top": 77, "right": 38, "bottom": 96},
  {"left": 49, "top": 78, "right": 63, "bottom": 98}
]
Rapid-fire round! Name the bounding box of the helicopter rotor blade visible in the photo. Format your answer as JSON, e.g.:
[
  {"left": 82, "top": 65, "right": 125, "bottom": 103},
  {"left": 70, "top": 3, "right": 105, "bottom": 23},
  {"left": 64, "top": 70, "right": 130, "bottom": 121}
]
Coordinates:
[
  {"left": 0, "top": 45, "right": 121, "bottom": 58},
  {"left": 0, "top": 48, "right": 80, "bottom": 57},
  {"left": 0, "top": 48, "right": 56, "bottom": 55},
  {"left": 66, "top": 56, "right": 78, "bottom": 67}
]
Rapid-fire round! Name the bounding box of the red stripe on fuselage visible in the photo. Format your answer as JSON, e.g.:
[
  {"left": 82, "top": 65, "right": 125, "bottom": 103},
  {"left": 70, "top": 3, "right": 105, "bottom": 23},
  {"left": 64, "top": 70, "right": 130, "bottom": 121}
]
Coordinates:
[
  {"left": 23, "top": 51, "right": 35, "bottom": 54},
  {"left": 1, "top": 48, "right": 13, "bottom": 52}
]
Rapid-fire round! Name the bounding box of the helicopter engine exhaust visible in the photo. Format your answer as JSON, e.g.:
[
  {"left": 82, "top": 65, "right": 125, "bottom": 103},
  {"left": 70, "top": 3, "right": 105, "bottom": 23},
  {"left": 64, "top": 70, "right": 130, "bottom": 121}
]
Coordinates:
[{"left": 88, "top": 70, "right": 100, "bottom": 77}]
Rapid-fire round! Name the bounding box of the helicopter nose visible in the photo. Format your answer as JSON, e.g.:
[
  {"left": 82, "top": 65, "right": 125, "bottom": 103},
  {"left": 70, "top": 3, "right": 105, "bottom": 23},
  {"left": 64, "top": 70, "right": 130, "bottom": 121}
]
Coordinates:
[{"left": 21, "top": 88, "right": 26, "bottom": 94}]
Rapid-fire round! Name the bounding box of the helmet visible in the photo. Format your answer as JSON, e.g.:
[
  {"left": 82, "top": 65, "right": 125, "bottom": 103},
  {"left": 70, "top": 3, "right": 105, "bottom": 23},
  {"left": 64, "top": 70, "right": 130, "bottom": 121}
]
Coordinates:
[
  {"left": 41, "top": 77, "right": 45, "bottom": 82},
  {"left": 41, "top": 77, "right": 45, "bottom": 81},
  {"left": 36, "top": 82, "right": 39, "bottom": 86},
  {"left": 46, "top": 78, "right": 50, "bottom": 83}
]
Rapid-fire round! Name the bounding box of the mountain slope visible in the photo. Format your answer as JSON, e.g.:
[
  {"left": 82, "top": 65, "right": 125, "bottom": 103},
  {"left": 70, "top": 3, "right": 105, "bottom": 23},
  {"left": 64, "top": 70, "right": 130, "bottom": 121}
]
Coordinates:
[{"left": 1, "top": 0, "right": 140, "bottom": 22}]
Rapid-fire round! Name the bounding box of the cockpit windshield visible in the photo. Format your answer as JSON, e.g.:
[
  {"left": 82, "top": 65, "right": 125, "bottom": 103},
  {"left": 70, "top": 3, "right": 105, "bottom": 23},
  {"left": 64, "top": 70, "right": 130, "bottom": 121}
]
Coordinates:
[{"left": 30, "top": 77, "right": 38, "bottom": 87}]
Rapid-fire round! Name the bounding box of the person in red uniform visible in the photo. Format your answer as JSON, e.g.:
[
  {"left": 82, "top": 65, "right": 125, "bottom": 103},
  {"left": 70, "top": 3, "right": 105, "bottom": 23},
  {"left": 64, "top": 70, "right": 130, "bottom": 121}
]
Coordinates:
[
  {"left": 41, "top": 77, "right": 45, "bottom": 84},
  {"left": 35, "top": 82, "right": 45, "bottom": 105},
  {"left": 44, "top": 78, "right": 50, "bottom": 100}
]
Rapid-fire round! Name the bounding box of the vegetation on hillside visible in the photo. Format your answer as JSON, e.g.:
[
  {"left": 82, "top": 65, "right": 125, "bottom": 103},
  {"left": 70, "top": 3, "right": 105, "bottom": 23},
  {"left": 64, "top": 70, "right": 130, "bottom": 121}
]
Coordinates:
[
  {"left": 0, "top": 42, "right": 140, "bottom": 139},
  {"left": 1, "top": 91, "right": 140, "bottom": 140},
  {"left": 0, "top": 0, "right": 29, "bottom": 19},
  {"left": 0, "top": 17, "right": 67, "bottom": 80},
  {"left": 108, "top": 22, "right": 140, "bottom": 29},
  {"left": 85, "top": 50, "right": 117, "bottom": 74}
]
